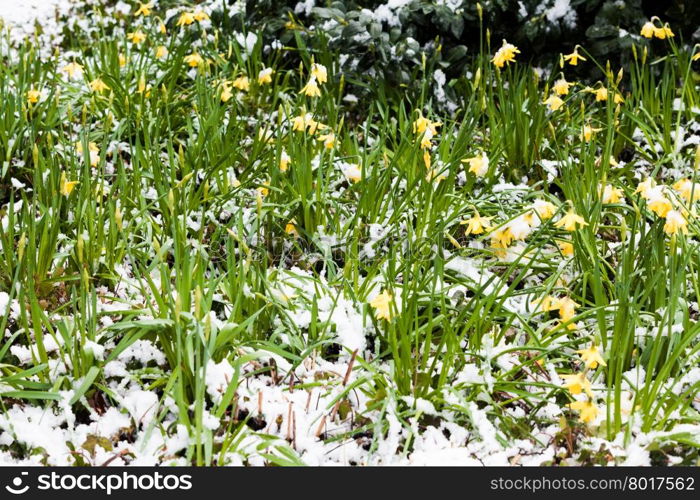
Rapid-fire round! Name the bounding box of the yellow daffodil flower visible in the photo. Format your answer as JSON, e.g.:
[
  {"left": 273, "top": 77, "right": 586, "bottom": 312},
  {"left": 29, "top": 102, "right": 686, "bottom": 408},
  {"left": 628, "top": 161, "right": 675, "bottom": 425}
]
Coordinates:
[
  {"left": 491, "top": 39, "right": 520, "bottom": 68},
  {"left": 544, "top": 95, "right": 564, "bottom": 111},
  {"left": 89, "top": 78, "right": 109, "bottom": 93},
  {"left": 61, "top": 61, "right": 84, "bottom": 79},
  {"left": 184, "top": 53, "right": 204, "bottom": 67},
  {"left": 258, "top": 67, "right": 273, "bottom": 85},
  {"left": 279, "top": 151, "right": 291, "bottom": 172},
  {"left": 461, "top": 212, "right": 492, "bottom": 235},
  {"left": 552, "top": 78, "right": 572, "bottom": 96},
  {"left": 648, "top": 197, "right": 672, "bottom": 218},
  {"left": 554, "top": 210, "right": 588, "bottom": 231},
  {"left": 664, "top": 210, "right": 688, "bottom": 235},
  {"left": 177, "top": 11, "right": 196, "bottom": 26},
  {"left": 673, "top": 178, "right": 700, "bottom": 202},
  {"left": 300, "top": 76, "right": 321, "bottom": 97},
  {"left": 558, "top": 240, "right": 574, "bottom": 257},
  {"left": 135, "top": 2, "right": 153, "bottom": 16},
  {"left": 576, "top": 344, "right": 606, "bottom": 369},
  {"left": 311, "top": 63, "right": 327, "bottom": 84},
  {"left": 26, "top": 88, "right": 41, "bottom": 104},
  {"left": 568, "top": 400, "right": 598, "bottom": 423},
  {"left": 561, "top": 372, "right": 593, "bottom": 397},
  {"left": 127, "top": 30, "right": 147, "bottom": 45},
  {"left": 370, "top": 290, "right": 394, "bottom": 320},
  {"left": 640, "top": 21, "right": 655, "bottom": 38},
  {"left": 581, "top": 124, "right": 601, "bottom": 142},
  {"left": 462, "top": 153, "right": 489, "bottom": 177},
  {"left": 601, "top": 184, "right": 624, "bottom": 204},
  {"left": 60, "top": 172, "right": 78, "bottom": 196},
  {"left": 563, "top": 47, "right": 586, "bottom": 66},
  {"left": 233, "top": 76, "right": 250, "bottom": 91}
]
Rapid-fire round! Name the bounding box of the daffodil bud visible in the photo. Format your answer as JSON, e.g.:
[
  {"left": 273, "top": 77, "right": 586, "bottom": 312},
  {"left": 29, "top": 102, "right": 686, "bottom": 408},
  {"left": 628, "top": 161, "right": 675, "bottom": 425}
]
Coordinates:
[
  {"left": 476, "top": 2, "right": 482, "bottom": 20},
  {"left": 194, "top": 285, "right": 202, "bottom": 319},
  {"left": 473, "top": 67, "right": 481, "bottom": 89},
  {"left": 642, "top": 46, "right": 647, "bottom": 64},
  {"left": 616, "top": 68, "right": 623, "bottom": 85},
  {"left": 77, "top": 234, "right": 84, "bottom": 263},
  {"left": 115, "top": 205, "right": 123, "bottom": 230},
  {"left": 152, "top": 237, "right": 161, "bottom": 254},
  {"left": 17, "top": 232, "right": 26, "bottom": 261},
  {"left": 631, "top": 43, "right": 637, "bottom": 61},
  {"left": 167, "top": 189, "right": 175, "bottom": 213},
  {"left": 175, "top": 292, "right": 182, "bottom": 318}
]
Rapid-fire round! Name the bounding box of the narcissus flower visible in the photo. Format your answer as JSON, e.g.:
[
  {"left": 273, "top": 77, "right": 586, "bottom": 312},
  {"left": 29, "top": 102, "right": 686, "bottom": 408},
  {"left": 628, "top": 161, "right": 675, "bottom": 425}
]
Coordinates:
[
  {"left": 233, "top": 76, "right": 250, "bottom": 91},
  {"left": 60, "top": 172, "right": 78, "bottom": 196},
  {"left": 558, "top": 240, "right": 574, "bottom": 257},
  {"left": 693, "top": 52, "right": 700, "bottom": 62},
  {"left": 576, "top": 344, "right": 606, "bottom": 369},
  {"left": 258, "top": 68, "right": 273, "bottom": 85},
  {"left": 563, "top": 47, "right": 586, "bottom": 66},
  {"left": 491, "top": 39, "right": 520, "bottom": 68},
  {"left": 601, "top": 184, "right": 624, "bottom": 204},
  {"left": 561, "top": 372, "right": 593, "bottom": 397},
  {"left": 311, "top": 63, "right": 327, "bottom": 84},
  {"left": 159, "top": 22, "right": 167, "bottom": 34},
  {"left": 135, "top": 2, "right": 153, "bottom": 16},
  {"left": 461, "top": 212, "right": 492, "bottom": 235},
  {"left": 61, "top": 61, "right": 84, "bottom": 79},
  {"left": 300, "top": 76, "right": 321, "bottom": 97},
  {"left": 552, "top": 78, "right": 572, "bottom": 96},
  {"left": 119, "top": 54, "right": 128, "bottom": 67},
  {"left": 555, "top": 210, "right": 588, "bottom": 231},
  {"left": 220, "top": 85, "right": 233, "bottom": 102},
  {"left": 193, "top": 9, "right": 209, "bottom": 22},
  {"left": 654, "top": 25, "right": 674, "bottom": 39},
  {"left": 155, "top": 46, "right": 168, "bottom": 59},
  {"left": 536, "top": 295, "right": 560, "bottom": 312},
  {"left": 531, "top": 199, "right": 557, "bottom": 220},
  {"left": 318, "top": 131, "right": 336, "bottom": 149},
  {"left": 640, "top": 21, "right": 655, "bottom": 38},
  {"left": 568, "top": 400, "right": 598, "bottom": 424},
  {"left": 673, "top": 178, "right": 700, "bottom": 202},
  {"left": 76, "top": 142, "right": 100, "bottom": 167},
  {"left": 664, "top": 210, "right": 688, "bottom": 235},
  {"left": 279, "top": 151, "right": 291, "bottom": 172},
  {"left": 370, "top": 290, "right": 394, "bottom": 320},
  {"left": 426, "top": 168, "right": 446, "bottom": 184},
  {"left": 581, "top": 124, "right": 601, "bottom": 142},
  {"left": 543, "top": 95, "right": 564, "bottom": 111},
  {"left": 648, "top": 196, "right": 672, "bottom": 218},
  {"left": 285, "top": 219, "right": 298, "bottom": 237},
  {"left": 26, "top": 88, "right": 41, "bottom": 104},
  {"left": 184, "top": 53, "right": 204, "bottom": 67},
  {"left": 635, "top": 177, "right": 656, "bottom": 199},
  {"left": 593, "top": 86, "right": 608, "bottom": 102},
  {"left": 490, "top": 227, "right": 514, "bottom": 249},
  {"left": 291, "top": 113, "right": 321, "bottom": 134},
  {"left": 556, "top": 296, "right": 578, "bottom": 323},
  {"left": 462, "top": 153, "right": 489, "bottom": 177},
  {"left": 89, "top": 78, "right": 109, "bottom": 93},
  {"left": 423, "top": 150, "right": 431, "bottom": 169},
  {"left": 127, "top": 30, "right": 147, "bottom": 45},
  {"left": 412, "top": 112, "right": 441, "bottom": 136},
  {"left": 177, "top": 11, "right": 196, "bottom": 26},
  {"left": 342, "top": 164, "right": 362, "bottom": 183}
]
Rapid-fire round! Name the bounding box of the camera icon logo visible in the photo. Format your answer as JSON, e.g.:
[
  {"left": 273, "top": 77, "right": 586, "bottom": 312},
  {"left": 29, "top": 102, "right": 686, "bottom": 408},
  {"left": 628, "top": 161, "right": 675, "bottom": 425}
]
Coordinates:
[{"left": 5, "top": 472, "right": 29, "bottom": 495}]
